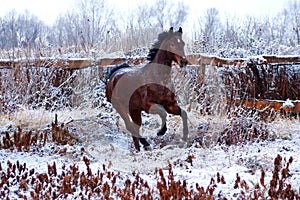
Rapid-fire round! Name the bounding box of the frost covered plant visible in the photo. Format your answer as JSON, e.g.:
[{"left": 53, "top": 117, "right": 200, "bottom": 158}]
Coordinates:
[
  {"left": 0, "top": 114, "right": 76, "bottom": 151},
  {"left": 234, "top": 155, "right": 300, "bottom": 199},
  {"left": 0, "top": 155, "right": 299, "bottom": 199},
  {"left": 218, "top": 106, "right": 274, "bottom": 146},
  {"left": 0, "top": 64, "right": 75, "bottom": 113}
]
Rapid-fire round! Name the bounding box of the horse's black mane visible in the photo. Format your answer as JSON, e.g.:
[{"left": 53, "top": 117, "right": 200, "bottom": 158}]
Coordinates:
[{"left": 147, "top": 29, "right": 182, "bottom": 62}]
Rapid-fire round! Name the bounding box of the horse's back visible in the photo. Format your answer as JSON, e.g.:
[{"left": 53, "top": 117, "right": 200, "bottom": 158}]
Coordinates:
[{"left": 105, "top": 63, "right": 137, "bottom": 102}]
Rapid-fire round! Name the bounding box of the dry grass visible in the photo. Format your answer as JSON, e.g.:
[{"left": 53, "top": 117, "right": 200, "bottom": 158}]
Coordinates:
[
  {"left": 0, "top": 114, "right": 77, "bottom": 151},
  {"left": 0, "top": 152, "right": 299, "bottom": 199}
]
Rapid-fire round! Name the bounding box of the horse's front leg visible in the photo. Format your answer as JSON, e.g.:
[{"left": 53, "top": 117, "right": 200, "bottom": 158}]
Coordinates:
[
  {"left": 165, "top": 104, "right": 189, "bottom": 141},
  {"left": 180, "top": 109, "right": 188, "bottom": 141}
]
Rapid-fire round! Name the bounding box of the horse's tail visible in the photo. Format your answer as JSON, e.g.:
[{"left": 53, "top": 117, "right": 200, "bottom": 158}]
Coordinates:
[{"left": 103, "top": 63, "right": 131, "bottom": 85}]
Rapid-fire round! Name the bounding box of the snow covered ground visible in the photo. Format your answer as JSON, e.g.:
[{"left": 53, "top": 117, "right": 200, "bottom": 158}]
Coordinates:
[{"left": 1, "top": 105, "right": 299, "bottom": 199}]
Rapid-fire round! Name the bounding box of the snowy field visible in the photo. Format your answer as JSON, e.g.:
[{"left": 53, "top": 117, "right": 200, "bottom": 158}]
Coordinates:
[
  {"left": 1, "top": 102, "right": 299, "bottom": 199},
  {"left": 0, "top": 57, "right": 299, "bottom": 199},
  {"left": 1, "top": 0, "right": 300, "bottom": 198}
]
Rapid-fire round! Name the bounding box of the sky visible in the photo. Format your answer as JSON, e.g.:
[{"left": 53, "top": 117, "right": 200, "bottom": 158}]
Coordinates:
[
  {"left": 0, "top": 0, "right": 290, "bottom": 25},
  {"left": 0, "top": 0, "right": 75, "bottom": 24}
]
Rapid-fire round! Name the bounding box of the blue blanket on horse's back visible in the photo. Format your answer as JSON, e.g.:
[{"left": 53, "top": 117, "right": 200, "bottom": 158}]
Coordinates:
[{"left": 105, "top": 63, "right": 131, "bottom": 84}]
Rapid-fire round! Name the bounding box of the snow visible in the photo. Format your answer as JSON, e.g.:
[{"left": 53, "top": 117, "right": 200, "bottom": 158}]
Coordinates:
[
  {"left": 0, "top": 54, "right": 299, "bottom": 197},
  {"left": 1, "top": 105, "right": 299, "bottom": 199},
  {"left": 282, "top": 99, "right": 295, "bottom": 109}
]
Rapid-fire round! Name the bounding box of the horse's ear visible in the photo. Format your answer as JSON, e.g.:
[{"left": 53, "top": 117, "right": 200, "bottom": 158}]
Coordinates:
[
  {"left": 169, "top": 27, "right": 174, "bottom": 33},
  {"left": 178, "top": 27, "right": 183, "bottom": 34}
]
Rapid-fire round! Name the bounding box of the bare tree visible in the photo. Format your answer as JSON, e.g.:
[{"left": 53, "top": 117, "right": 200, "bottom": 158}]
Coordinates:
[
  {"left": 288, "top": 0, "right": 300, "bottom": 45},
  {"left": 193, "top": 8, "right": 223, "bottom": 53},
  {"left": 271, "top": 10, "right": 290, "bottom": 45},
  {"left": 0, "top": 10, "right": 18, "bottom": 50},
  {"left": 203, "top": 8, "right": 222, "bottom": 44},
  {"left": 16, "top": 10, "right": 46, "bottom": 48},
  {"left": 117, "top": 0, "right": 189, "bottom": 53},
  {"left": 77, "top": 0, "right": 116, "bottom": 45},
  {"left": 148, "top": 0, "right": 188, "bottom": 30},
  {"left": 0, "top": 10, "right": 48, "bottom": 59},
  {"left": 51, "top": 0, "right": 119, "bottom": 53}
]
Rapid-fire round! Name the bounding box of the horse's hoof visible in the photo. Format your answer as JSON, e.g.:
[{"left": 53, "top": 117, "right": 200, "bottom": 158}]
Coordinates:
[
  {"left": 144, "top": 145, "right": 151, "bottom": 151},
  {"left": 157, "top": 131, "right": 164, "bottom": 136},
  {"left": 157, "top": 127, "right": 167, "bottom": 136}
]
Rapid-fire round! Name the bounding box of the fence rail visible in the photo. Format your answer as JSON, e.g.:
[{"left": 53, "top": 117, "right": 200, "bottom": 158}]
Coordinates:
[
  {"left": 0, "top": 54, "right": 299, "bottom": 113},
  {"left": 0, "top": 57, "right": 146, "bottom": 69},
  {"left": 1, "top": 54, "right": 300, "bottom": 68}
]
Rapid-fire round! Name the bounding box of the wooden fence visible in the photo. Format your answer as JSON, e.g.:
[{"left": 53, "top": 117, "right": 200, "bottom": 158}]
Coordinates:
[{"left": 0, "top": 54, "right": 299, "bottom": 113}]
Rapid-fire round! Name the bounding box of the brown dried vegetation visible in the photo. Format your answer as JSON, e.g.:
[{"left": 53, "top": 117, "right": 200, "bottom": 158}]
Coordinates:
[
  {"left": 233, "top": 155, "right": 299, "bottom": 200},
  {"left": 0, "top": 154, "right": 299, "bottom": 199},
  {"left": 0, "top": 63, "right": 75, "bottom": 113},
  {"left": 0, "top": 114, "right": 76, "bottom": 151},
  {"left": 221, "top": 61, "right": 299, "bottom": 114}
]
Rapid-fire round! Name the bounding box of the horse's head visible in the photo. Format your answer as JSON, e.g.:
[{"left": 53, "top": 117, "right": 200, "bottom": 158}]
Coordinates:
[
  {"left": 164, "top": 27, "right": 188, "bottom": 67},
  {"left": 147, "top": 27, "right": 188, "bottom": 67}
]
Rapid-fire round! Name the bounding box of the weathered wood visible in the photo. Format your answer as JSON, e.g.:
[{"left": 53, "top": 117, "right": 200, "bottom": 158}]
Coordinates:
[
  {"left": 0, "top": 57, "right": 147, "bottom": 69},
  {"left": 1, "top": 54, "right": 300, "bottom": 69},
  {"left": 63, "top": 59, "right": 92, "bottom": 69},
  {"left": 0, "top": 58, "right": 92, "bottom": 69},
  {"left": 187, "top": 54, "right": 300, "bottom": 66},
  {"left": 237, "top": 99, "right": 300, "bottom": 113},
  {"left": 262, "top": 55, "right": 300, "bottom": 64},
  {"left": 187, "top": 54, "right": 246, "bottom": 67},
  {"left": 96, "top": 58, "right": 126, "bottom": 67}
]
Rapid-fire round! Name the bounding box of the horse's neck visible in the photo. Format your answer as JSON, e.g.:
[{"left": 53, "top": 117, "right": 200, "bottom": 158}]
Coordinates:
[
  {"left": 147, "top": 59, "right": 172, "bottom": 74},
  {"left": 143, "top": 62, "right": 172, "bottom": 85},
  {"left": 152, "top": 51, "right": 173, "bottom": 67},
  {"left": 142, "top": 50, "right": 173, "bottom": 82}
]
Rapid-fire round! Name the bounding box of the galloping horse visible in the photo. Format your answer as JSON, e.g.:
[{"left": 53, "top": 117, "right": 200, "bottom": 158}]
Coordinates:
[{"left": 105, "top": 27, "right": 189, "bottom": 151}]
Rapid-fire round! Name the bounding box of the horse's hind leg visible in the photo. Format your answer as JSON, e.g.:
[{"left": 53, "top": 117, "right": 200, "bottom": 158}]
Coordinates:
[
  {"left": 130, "top": 109, "right": 150, "bottom": 151},
  {"left": 149, "top": 104, "right": 167, "bottom": 136}
]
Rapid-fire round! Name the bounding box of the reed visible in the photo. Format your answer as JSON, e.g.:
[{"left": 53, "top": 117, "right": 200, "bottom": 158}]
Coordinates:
[{"left": 0, "top": 155, "right": 298, "bottom": 199}]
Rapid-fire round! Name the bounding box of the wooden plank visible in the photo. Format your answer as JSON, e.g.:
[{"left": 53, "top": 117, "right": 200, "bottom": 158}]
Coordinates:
[
  {"left": 262, "top": 55, "right": 300, "bottom": 64},
  {"left": 96, "top": 58, "right": 126, "bottom": 67},
  {"left": 187, "top": 54, "right": 300, "bottom": 66},
  {"left": 236, "top": 99, "right": 300, "bottom": 113},
  {"left": 0, "top": 58, "right": 93, "bottom": 69},
  {"left": 64, "top": 59, "right": 92, "bottom": 69},
  {"left": 1, "top": 54, "right": 300, "bottom": 69},
  {"left": 187, "top": 54, "right": 246, "bottom": 66},
  {"left": 0, "top": 57, "right": 148, "bottom": 69}
]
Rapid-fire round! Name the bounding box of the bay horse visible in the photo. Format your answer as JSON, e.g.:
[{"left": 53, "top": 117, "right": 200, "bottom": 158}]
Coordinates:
[{"left": 105, "top": 27, "right": 189, "bottom": 151}]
